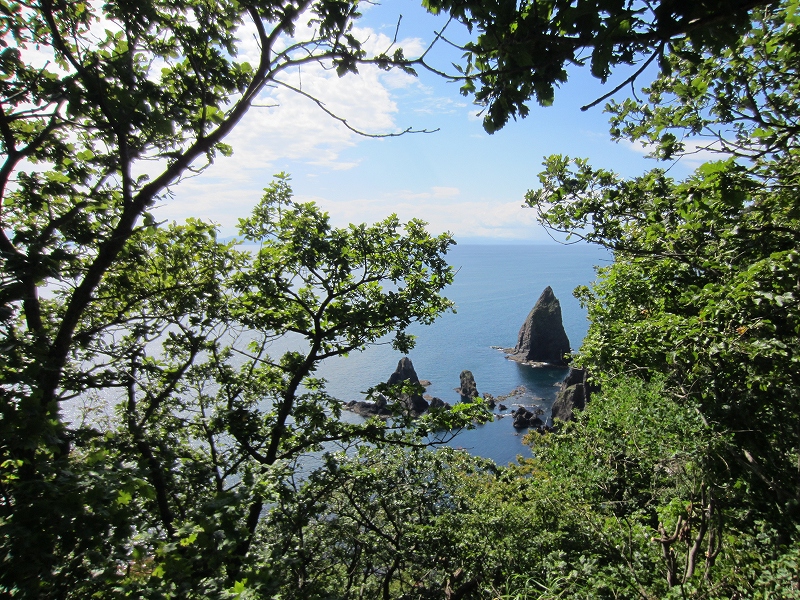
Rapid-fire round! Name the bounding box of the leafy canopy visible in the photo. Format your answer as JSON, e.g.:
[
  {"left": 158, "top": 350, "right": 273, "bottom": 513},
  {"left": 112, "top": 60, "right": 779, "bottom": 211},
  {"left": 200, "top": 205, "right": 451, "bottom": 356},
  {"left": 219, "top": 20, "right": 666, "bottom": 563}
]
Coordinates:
[
  {"left": 424, "top": 0, "right": 770, "bottom": 132},
  {"left": 0, "top": 0, "right": 467, "bottom": 594},
  {"left": 2, "top": 169, "right": 487, "bottom": 596},
  {"left": 519, "top": 0, "right": 800, "bottom": 595}
]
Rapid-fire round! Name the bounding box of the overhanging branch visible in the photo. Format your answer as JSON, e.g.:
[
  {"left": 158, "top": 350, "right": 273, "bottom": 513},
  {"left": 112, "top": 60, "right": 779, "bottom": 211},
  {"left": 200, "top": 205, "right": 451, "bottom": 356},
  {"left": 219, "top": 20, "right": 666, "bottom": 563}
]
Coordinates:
[{"left": 274, "top": 80, "right": 440, "bottom": 137}]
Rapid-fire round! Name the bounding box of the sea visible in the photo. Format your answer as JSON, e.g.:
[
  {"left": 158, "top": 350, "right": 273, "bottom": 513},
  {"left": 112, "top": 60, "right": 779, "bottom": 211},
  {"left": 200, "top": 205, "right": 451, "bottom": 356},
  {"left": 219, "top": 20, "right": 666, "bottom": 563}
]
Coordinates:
[
  {"left": 67, "top": 243, "right": 611, "bottom": 468},
  {"left": 315, "top": 243, "right": 612, "bottom": 466}
]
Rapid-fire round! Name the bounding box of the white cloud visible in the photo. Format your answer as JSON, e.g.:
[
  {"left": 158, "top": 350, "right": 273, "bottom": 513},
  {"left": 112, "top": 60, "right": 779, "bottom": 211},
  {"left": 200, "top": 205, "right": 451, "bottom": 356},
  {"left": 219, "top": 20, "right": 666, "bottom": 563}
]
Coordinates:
[
  {"left": 674, "top": 139, "right": 730, "bottom": 168},
  {"left": 213, "top": 54, "right": 402, "bottom": 173},
  {"left": 307, "top": 190, "right": 548, "bottom": 242},
  {"left": 164, "top": 18, "right": 431, "bottom": 220},
  {"left": 387, "top": 187, "right": 461, "bottom": 201},
  {"left": 154, "top": 180, "right": 262, "bottom": 228},
  {"left": 411, "top": 94, "right": 471, "bottom": 116},
  {"left": 157, "top": 185, "right": 551, "bottom": 244},
  {"left": 214, "top": 17, "right": 437, "bottom": 169},
  {"left": 353, "top": 25, "right": 427, "bottom": 58},
  {"left": 381, "top": 68, "right": 422, "bottom": 90},
  {"left": 431, "top": 186, "right": 460, "bottom": 198}
]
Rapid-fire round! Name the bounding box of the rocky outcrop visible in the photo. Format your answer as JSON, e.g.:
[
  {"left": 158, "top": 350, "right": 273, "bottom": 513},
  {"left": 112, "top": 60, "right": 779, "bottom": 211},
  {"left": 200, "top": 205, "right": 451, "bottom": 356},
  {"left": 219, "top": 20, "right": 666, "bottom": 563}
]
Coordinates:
[
  {"left": 551, "top": 367, "right": 591, "bottom": 422},
  {"left": 511, "top": 406, "right": 544, "bottom": 429},
  {"left": 345, "top": 399, "right": 393, "bottom": 418},
  {"left": 387, "top": 357, "right": 429, "bottom": 416},
  {"left": 429, "top": 396, "right": 452, "bottom": 410},
  {"left": 343, "top": 357, "right": 430, "bottom": 418},
  {"left": 456, "top": 370, "right": 479, "bottom": 403},
  {"left": 496, "top": 386, "right": 527, "bottom": 403},
  {"left": 388, "top": 357, "right": 419, "bottom": 386},
  {"left": 510, "top": 286, "right": 571, "bottom": 366}
]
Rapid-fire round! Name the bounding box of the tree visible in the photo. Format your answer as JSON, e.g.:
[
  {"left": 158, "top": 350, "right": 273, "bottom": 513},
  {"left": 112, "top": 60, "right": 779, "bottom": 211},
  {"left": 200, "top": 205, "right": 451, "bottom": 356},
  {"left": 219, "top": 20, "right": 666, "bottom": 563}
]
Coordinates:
[
  {"left": 2, "top": 168, "right": 491, "bottom": 596},
  {"left": 517, "top": 376, "right": 799, "bottom": 598},
  {"left": 258, "top": 445, "right": 495, "bottom": 599},
  {"left": 518, "top": 0, "right": 800, "bottom": 594},
  {"left": 605, "top": 0, "right": 800, "bottom": 170},
  {"left": 0, "top": 1, "right": 467, "bottom": 593},
  {"left": 248, "top": 374, "right": 799, "bottom": 599},
  {"left": 424, "top": 0, "right": 772, "bottom": 132},
  {"left": 6, "top": 0, "right": 798, "bottom": 596},
  {"left": 0, "top": 0, "right": 417, "bottom": 459}
]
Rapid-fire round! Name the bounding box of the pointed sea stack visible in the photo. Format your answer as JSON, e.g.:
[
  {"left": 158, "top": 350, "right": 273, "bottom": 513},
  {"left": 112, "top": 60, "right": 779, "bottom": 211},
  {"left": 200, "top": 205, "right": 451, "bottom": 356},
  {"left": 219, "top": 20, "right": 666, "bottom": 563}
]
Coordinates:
[
  {"left": 388, "top": 357, "right": 419, "bottom": 386},
  {"left": 512, "top": 286, "right": 571, "bottom": 366},
  {"left": 387, "top": 357, "right": 429, "bottom": 416},
  {"left": 344, "top": 357, "right": 429, "bottom": 418}
]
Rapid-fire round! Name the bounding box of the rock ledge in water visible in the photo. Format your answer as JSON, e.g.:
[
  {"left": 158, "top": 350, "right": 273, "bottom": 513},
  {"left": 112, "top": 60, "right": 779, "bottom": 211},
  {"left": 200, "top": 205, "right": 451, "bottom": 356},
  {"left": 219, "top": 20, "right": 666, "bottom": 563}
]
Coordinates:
[{"left": 511, "top": 406, "right": 545, "bottom": 429}]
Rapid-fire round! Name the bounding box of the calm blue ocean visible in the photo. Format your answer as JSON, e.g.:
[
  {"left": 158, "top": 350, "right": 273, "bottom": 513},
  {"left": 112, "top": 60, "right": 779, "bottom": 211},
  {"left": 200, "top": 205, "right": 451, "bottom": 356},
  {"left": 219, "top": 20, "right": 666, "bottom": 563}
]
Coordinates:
[
  {"left": 317, "top": 243, "right": 612, "bottom": 465},
  {"left": 69, "top": 243, "right": 610, "bottom": 468}
]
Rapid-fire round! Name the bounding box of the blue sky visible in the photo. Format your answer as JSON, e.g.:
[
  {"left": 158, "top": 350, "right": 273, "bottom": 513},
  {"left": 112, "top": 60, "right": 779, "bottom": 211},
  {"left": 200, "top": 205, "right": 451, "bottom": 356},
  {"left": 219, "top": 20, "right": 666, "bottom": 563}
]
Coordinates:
[{"left": 160, "top": 0, "right": 702, "bottom": 244}]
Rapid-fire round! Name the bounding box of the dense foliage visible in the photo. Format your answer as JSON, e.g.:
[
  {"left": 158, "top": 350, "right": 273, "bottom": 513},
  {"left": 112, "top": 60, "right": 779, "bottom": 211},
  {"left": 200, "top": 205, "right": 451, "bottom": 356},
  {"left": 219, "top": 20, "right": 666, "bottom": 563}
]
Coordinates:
[
  {"left": 4, "top": 0, "right": 800, "bottom": 597},
  {"left": 519, "top": 0, "right": 800, "bottom": 595},
  {"left": 0, "top": 1, "right": 475, "bottom": 595},
  {"left": 2, "top": 169, "right": 487, "bottom": 596},
  {"left": 257, "top": 0, "right": 800, "bottom": 596},
  {"left": 426, "top": 0, "right": 770, "bottom": 132},
  {"left": 254, "top": 376, "right": 798, "bottom": 598}
]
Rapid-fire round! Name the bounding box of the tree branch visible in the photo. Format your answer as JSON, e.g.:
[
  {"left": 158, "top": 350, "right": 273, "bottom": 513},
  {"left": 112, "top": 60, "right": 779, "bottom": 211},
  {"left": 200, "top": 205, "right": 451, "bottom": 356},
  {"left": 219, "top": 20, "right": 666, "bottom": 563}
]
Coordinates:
[
  {"left": 274, "top": 80, "right": 439, "bottom": 137},
  {"left": 581, "top": 43, "right": 665, "bottom": 112}
]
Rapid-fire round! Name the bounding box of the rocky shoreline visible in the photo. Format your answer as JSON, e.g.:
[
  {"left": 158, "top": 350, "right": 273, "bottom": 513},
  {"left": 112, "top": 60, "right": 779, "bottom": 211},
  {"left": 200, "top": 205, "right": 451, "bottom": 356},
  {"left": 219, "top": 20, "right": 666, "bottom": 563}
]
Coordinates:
[
  {"left": 344, "top": 357, "right": 557, "bottom": 431},
  {"left": 491, "top": 346, "right": 568, "bottom": 369},
  {"left": 344, "top": 286, "right": 589, "bottom": 429}
]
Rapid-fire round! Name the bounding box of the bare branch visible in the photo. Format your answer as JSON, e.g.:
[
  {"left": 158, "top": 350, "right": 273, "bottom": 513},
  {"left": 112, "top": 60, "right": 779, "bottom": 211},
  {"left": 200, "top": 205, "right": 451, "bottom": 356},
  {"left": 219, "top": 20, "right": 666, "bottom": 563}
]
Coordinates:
[
  {"left": 581, "top": 43, "right": 665, "bottom": 112},
  {"left": 275, "top": 79, "right": 439, "bottom": 137}
]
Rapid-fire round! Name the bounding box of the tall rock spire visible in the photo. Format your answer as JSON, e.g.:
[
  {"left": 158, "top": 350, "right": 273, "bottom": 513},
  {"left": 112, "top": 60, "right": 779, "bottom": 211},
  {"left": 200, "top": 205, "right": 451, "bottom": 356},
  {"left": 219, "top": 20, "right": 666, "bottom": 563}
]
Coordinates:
[{"left": 513, "top": 286, "right": 571, "bottom": 365}]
